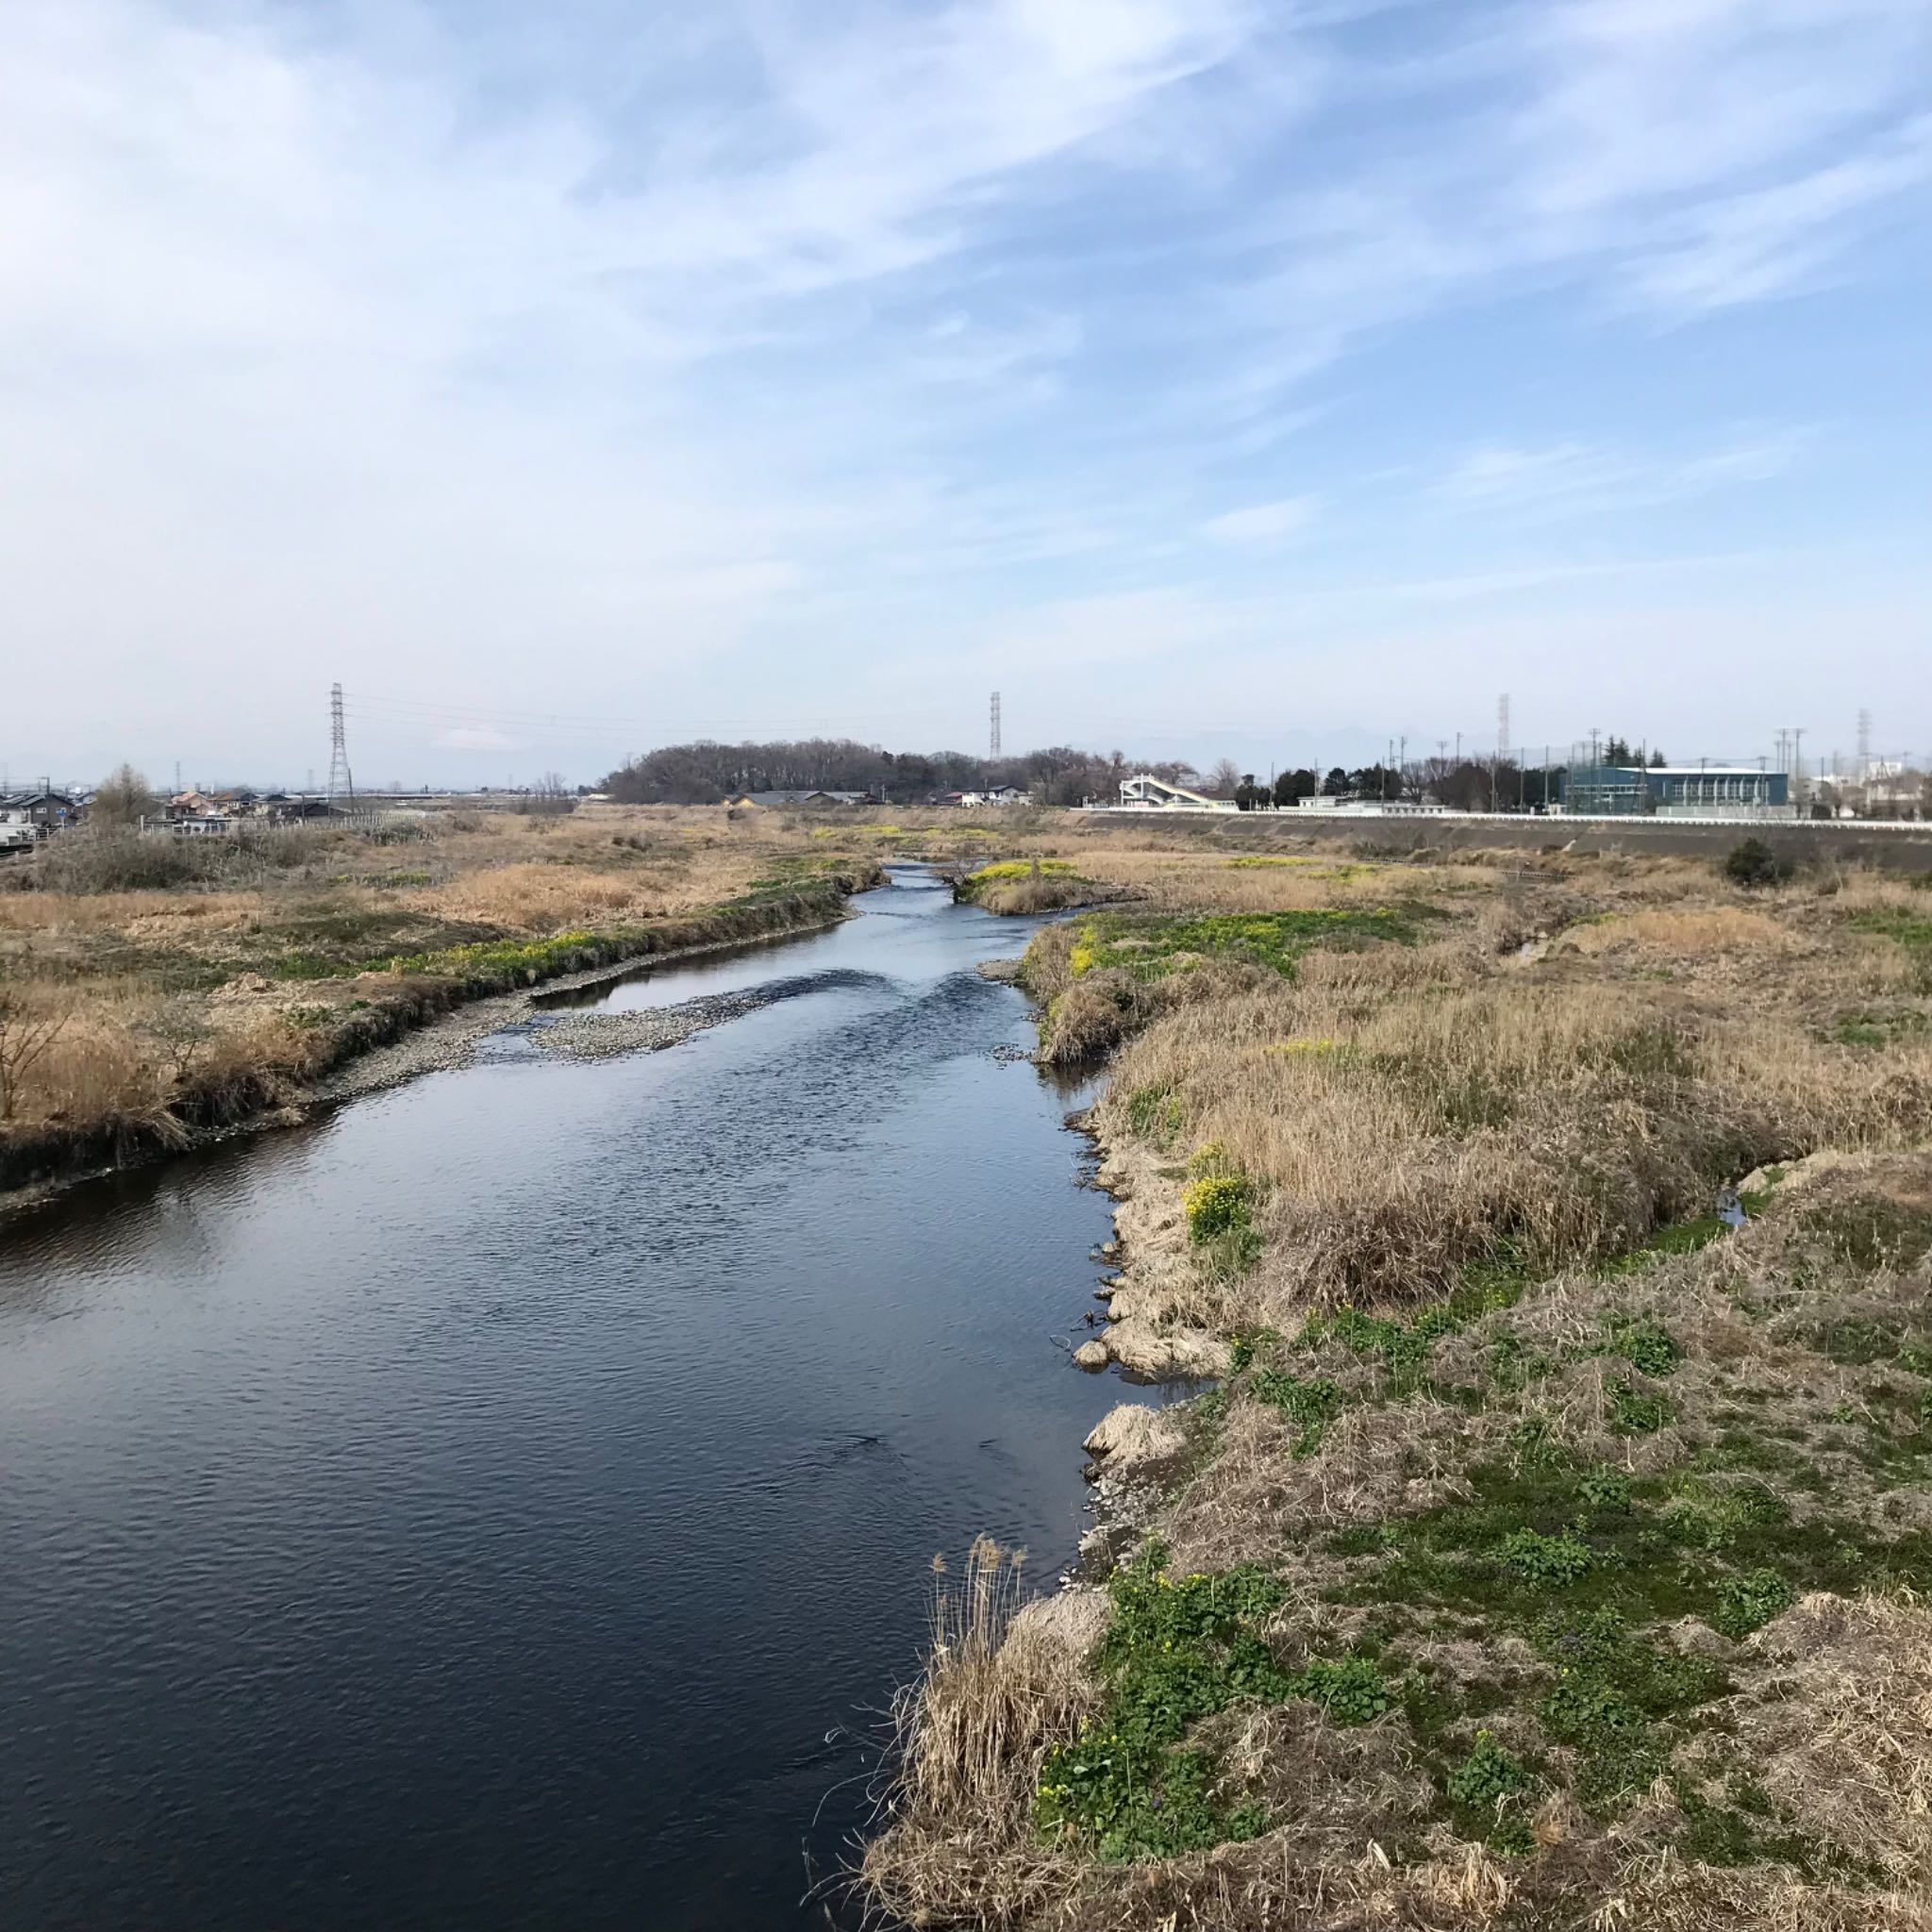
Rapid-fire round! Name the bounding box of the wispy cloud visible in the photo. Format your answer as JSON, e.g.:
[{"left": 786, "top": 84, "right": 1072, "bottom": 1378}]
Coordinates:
[
  {"left": 1200, "top": 495, "right": 1320, "bottom": 546},
  {"left": 1435, "top": 433, "right": 1805, "bottom": 519}
]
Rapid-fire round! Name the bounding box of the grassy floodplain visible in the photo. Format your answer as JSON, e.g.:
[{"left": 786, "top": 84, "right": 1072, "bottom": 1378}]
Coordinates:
[
  {"left": 0, "top": 805, "right": 891, "bottom": 1197},
  {"left": 866, "top": 831, "right": 1932, "bottom": 1932}
]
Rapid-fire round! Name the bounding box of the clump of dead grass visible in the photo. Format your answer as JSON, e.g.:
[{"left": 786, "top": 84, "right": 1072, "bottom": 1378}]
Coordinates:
[
  {"left": 1728, "top": 1592, "right": 1932, "bottom": 1890},
  {"left": 861, "top": 1541, "right": 1097, "bottom": 1928}
]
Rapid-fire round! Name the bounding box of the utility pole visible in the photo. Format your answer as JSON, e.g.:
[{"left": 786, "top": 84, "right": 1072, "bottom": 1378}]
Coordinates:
[
  {"left": 326, "top": 683, "right": 356, "bottom": 808},
  {"left": 1495, "top": 693, "right": 1509, "bottom": 814},
  {"left": 1791, "top": 728, "right": 1806, "bottom": 812}
]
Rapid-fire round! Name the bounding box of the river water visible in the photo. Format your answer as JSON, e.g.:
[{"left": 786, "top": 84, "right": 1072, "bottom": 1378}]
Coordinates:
[{"left": 0, "top": 871, "right": 1143, "bottom": 1930}]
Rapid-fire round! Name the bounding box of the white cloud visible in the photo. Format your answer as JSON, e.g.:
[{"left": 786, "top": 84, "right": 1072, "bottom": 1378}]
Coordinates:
[
  {"left": 1626, "top": 114, "right": 1932, "bottom": 312},
  {"left": 1200, "top": 495, "right": 1320, "bottom": 546}
]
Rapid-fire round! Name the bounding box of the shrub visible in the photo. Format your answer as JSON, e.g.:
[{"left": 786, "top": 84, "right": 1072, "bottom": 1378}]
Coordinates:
[
  {"left": 1184, "top": 1172, "right": 1252, "bottom": 1242},
  {"left": 1724, "top": 839, "right": 1790, "bottom": 890},
  {"left": 31, "top": 829, "right": 221, "bottom": 892}
]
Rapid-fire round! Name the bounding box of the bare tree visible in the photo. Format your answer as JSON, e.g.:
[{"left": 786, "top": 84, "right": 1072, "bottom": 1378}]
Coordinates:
[
  {"left": 91, "top": 763, "right": 158, "bottom": 828},
  {"left": 0, "top": 986, "right": 70, "bottom": 1120},
  {"left": 138, "top": 996, "right": 215, "bottom": 1090},
  {"left": 1207, "top": 758, "right": 1243, "bottom": 798},
  {"left": 514, "top": 771, "right": 576, "bottom": 818}
]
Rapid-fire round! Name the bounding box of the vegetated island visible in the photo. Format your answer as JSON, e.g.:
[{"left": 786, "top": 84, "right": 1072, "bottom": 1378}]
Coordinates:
[{"left": 866, "top": 836, "right": 1932, "bottom": 1932}]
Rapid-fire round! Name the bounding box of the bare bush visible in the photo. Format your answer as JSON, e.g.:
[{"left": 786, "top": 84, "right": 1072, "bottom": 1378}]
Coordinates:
[
  {"left": 32, "top": 829, "right": 223, "bottom": 893},
  {"left": 0, "top": 984, "right": 71, "bottom": 1119}
]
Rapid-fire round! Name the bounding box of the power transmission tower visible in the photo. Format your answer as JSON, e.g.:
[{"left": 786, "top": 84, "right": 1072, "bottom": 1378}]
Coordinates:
[
  {"left": 1493, "top": 693, "right": 1509, "bottom": 812},
  {"left": 989, "top": 691, "right": 1002, "bottom": 761},
  {"left": 1857, "top": 708, "right": 1873, "bottom": 782},
  {"left": 327, "top": 683, "right": 356, "bottom": 808}
]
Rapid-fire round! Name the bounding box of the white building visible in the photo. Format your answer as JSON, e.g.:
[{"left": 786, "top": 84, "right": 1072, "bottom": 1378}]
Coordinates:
[{"left": 1117, "top": 774, "right": 1237, "bottom": 811}]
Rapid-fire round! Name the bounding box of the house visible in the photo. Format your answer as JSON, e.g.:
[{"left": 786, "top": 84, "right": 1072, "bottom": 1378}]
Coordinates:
[
  {"left": 728, "top": 788, "right": 871, "bottom": 808},
  {"left": 981, "top": 785, "right": 1029, "bottom": 806},
  {"left": 0, "top": 789, "right": 76, "bottom": 848}
]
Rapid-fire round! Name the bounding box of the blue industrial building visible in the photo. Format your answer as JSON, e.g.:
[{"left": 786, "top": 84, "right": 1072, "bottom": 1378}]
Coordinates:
[{"left": 1557, "top": 765, "right": 1790, "bottom": 817}]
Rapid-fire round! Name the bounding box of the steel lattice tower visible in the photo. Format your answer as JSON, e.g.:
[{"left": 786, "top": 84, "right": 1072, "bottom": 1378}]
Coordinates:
[
  {"left": 990, "top": 691, "right": 1002, "bottom": 760},
  {"left": 326, "top": 683, "right": 356, "bottom": 808}
]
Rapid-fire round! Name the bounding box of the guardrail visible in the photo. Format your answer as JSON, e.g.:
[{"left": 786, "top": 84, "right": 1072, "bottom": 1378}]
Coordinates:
[{"left": 1077, "top": 806, "right": 1928, "bottom": 831}]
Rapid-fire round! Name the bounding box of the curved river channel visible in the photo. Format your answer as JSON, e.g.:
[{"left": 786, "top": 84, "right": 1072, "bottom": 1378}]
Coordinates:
[{"left": 0, "top": 870, "right": 1153, "bottom": 1930}]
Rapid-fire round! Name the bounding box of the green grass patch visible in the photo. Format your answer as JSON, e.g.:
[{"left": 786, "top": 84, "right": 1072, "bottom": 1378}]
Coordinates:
[
  {"left": 1535, "top": 1607, "right": 1728, "bottom": 1807},
  {"left": 1602, "top": 1317, "right": 1682, "bottom": 1378},
  {"left": 1250, "top": 1370, "right": 1346, "bottom": 1455},
  {"left": 1443, "top": 1730, "right": 1539, "bottom": 1848},
  {"left": 1067, "top": 904, "right": 1441, "bottom": 982},
  {"left": 1036, "top": 1545, "right": 1392, "bottom": 1859},
  {"left": 1835, "top": 1008, "right": 1928, "bottom": 1049}
]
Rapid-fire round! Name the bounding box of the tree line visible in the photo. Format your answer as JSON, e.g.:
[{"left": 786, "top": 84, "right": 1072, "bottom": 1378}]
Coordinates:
[{"left": 601, "top": 740, "right": 1198, "bottom": 808}]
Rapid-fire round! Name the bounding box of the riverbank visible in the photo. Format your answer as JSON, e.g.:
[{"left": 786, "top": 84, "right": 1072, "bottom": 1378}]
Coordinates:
[
  {"left": 0, "top": 807, "right": 882, "bottom": 1208},
  {"left": 865, "top": 847, "right": 1932, "bottom": 1930}
]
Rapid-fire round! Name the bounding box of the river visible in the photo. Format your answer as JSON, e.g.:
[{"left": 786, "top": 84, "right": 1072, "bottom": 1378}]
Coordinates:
[{"left": 0, "top": 869, "right": 1146, "bottom": 1930}]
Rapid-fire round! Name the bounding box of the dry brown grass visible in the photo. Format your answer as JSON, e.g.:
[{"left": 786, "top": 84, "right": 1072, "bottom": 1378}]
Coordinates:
[
  {"left": 862, "top": 1541, "right": 1097, "bottom": 1929},
  {"left": 1730, "top": 1592, "right": 1932, "bottom": 1889},
  {"left": 0, "top": 805, "right": 876, "bottom": 1175},
  {"left": 1557, "top": 905, "right": 1798, "bottom": 955},
  {"left": 866, "top": 845, "right": 1932, "bottom": 1932},
  {"left": 1087, "top": 883, "right": 1932, "bottom": 1307}
]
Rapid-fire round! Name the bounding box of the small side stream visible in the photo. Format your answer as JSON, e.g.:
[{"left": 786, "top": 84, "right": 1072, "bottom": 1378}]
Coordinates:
[{"left": 0, "top": 870, "right": 1155, "bottom": 1930}]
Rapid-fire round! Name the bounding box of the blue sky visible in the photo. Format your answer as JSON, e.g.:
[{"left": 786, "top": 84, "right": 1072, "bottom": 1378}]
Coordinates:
[{"left": 5, "top": 0, "right": 1929, "bottom": 785}]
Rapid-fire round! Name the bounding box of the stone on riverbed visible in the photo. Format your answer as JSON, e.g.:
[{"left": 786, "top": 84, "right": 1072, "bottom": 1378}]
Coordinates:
[{"left": 1072, "top": 1340, "right": 1109, "bottom": 1371}]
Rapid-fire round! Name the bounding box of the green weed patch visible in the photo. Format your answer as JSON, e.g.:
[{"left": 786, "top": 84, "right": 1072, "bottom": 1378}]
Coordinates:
[
  {"left": 1067, "top": 904, "right": 1441, "bottom": 983},
  {"left": 1037, "top": 1545, "right": 1391, "bottom": 1860}
]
